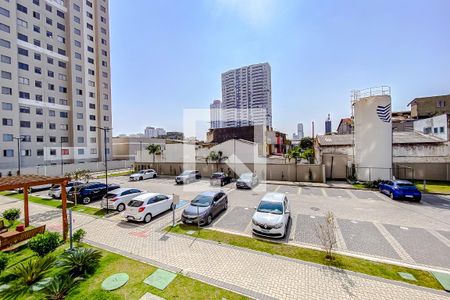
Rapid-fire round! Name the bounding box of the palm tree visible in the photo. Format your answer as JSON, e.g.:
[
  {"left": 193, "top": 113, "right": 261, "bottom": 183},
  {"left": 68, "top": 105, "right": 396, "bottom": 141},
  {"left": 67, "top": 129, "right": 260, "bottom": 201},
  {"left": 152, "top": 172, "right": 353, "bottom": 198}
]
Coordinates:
[
  {"left": 207, "top": 151, "right": 227, "bottom": 171},
  {"left": 146, "top": 144, "right": 161, "bottom": 164}
]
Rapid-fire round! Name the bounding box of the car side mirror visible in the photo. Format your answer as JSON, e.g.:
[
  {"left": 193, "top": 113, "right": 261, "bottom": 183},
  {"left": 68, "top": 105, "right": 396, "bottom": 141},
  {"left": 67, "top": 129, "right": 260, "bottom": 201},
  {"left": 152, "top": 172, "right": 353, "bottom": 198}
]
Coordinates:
[
  {"left": 285, "top": 209, "right": 290, "bottom": 214},
  {"left": 254, "top": 206, "right": 257, "bottom": 210}
]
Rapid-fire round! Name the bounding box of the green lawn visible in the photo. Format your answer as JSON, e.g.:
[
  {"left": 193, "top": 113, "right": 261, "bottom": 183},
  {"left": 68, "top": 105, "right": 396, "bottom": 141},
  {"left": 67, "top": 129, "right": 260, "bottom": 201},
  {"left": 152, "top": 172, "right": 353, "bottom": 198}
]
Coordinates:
[
  {"left": 0, "top": 243, "right": 247, "bottom": 300},
  {"left": 413, "top": 180, "right": 450, "bottom": 194},
  {"left": 167, "top": 224, "right": 443, "bottom": 291},
  {"left": 95, "top": 170, "right": 133, "bottom": 179},
  {"left": 0, "top": 191, "right": 106, "bottom": 217}
]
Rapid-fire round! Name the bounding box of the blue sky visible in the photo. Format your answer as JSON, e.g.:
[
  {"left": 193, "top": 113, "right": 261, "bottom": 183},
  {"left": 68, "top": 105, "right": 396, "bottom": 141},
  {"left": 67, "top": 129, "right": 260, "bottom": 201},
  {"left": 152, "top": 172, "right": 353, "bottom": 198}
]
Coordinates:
[{"left": 110, "top": 0, "right": 450, "bottom": 139}]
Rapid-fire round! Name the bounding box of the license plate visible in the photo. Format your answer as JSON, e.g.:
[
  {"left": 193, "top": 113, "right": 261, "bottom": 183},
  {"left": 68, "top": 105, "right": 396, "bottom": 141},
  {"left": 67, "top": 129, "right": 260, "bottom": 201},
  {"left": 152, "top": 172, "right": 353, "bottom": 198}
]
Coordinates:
[
  {"left": 185, "top": 220, "right": 192, "bottom": 223},
  {"left": 405, "top": 195, "right": 413, "bottom": 198},
  {"left": 261, "top": 228, "right": 270, "bottom": 233}
]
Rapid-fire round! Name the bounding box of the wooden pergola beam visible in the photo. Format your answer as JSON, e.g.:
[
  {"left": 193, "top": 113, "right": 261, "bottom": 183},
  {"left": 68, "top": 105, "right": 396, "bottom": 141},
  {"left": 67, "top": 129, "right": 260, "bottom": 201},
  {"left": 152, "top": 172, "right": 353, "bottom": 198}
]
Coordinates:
[{"left": 0, "top": 175, "right": 71, "bottom": 240}]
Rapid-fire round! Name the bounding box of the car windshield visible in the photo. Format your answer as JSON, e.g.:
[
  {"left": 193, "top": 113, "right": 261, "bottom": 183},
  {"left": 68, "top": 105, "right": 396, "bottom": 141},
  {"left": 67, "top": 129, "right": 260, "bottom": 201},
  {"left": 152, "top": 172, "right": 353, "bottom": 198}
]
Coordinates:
[
  {"left": 211, "top": 173, "right": 223, "bottom": 178},
  {"left": 397, "top": 183, "right": 415, "bottom": 187},
  {"left": 128, "top": 200, "right": 143, "bottom": 207},
  {"left": 52, "top": 184, "right": 61, "bottom": 188},
  {"left": 257, "top": 201, "right": 283, "bottom": 215},
  {"left": 105, "top": 193, "right": 118, "bottom": 199},
  {"left": 180, "top": 171, "right": 192, "bottom": 176},
  {"left": 191, "top": 194, "right": 213, "bottom": 207},
  {"left": 240, "top": 174, "right": 252, "bottom": 180}
]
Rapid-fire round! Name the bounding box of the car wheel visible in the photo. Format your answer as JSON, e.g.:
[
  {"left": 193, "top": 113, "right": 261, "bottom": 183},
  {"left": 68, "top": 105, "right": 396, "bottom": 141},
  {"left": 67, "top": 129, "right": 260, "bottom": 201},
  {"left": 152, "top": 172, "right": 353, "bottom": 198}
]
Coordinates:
[
  {"left": 153, "top": 174, "right": 157, "bottom": 178},
  {"left": 206, "top": 215, "right": 212, "bottom": 225},
  {"left": 390, "top": 192, "right": 395, "bottom": 200},
  {"left": 144, "top": 213, "right": 152, "bottom": 223},
  {"left": 171, "top": 203, "right": 176, "bottom": 210},
  {"left": 82, "top": 197, "right": 91, "bottom": 204},
  {"left": 224, "top": 201, "right": 228, "bottom": 211},
  {"left": 117, "top": 203, "right": 125, "bottom": 212}
]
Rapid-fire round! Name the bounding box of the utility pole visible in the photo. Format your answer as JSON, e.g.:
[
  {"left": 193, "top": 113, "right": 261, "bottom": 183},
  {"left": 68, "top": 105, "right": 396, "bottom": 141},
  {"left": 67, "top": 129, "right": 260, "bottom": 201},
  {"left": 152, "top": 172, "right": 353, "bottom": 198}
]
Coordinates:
[
  {"left": 14, "top": 137, "right": 22, "bottom": 175},
  {"left": 60, "top": 141, "right": 64, "bottom": 175},
  {"left": 97, "top": 126, "right": 110, "bottom": 214}
]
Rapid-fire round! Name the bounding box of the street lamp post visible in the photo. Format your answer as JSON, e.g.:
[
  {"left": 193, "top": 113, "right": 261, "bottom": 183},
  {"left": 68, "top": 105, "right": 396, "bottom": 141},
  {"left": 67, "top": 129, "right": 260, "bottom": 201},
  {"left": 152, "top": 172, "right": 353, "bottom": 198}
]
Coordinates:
[
  {"left": 13, "top": 137, "right": 22, "bottom": 175},
  {"left": 60, "top": 142, "right": 64, "bottom": 175},
  {"left": 97, "top": 126, "right": 110, "bottom": 214}
]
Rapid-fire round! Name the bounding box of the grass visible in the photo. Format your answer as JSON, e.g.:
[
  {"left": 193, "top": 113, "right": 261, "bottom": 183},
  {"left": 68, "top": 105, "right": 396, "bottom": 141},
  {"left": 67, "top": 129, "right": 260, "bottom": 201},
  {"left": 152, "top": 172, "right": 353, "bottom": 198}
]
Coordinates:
[
  {"left": 167, "top": 224, "right": 444, "bottom": 291},
  {"left": 352, "top": 183, "right": 366, "bottom": 189},
  {"left": 413, "top": 180, "right": 450, "bottom": 194},
  {"left": 0, "top": 191, "right": 107, "bottom": 217},
  {"left": 0, "top": 243, "right": 247, "bottom": 300},
  {"left": 95, "top": 170, "right": 133, "bottom": 179}
]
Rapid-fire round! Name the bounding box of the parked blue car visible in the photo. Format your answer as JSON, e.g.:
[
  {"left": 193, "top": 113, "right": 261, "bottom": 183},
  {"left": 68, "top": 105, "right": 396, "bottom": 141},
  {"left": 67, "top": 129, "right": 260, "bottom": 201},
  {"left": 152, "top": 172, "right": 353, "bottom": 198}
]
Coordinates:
[{"left": 379, "top": 180, "right": 421, "bottom": 201}]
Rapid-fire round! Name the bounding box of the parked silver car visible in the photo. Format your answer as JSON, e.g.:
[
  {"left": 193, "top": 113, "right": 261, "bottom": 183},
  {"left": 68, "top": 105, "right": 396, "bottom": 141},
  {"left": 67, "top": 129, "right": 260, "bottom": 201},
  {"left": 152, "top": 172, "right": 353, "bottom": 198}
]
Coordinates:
[
  {"left": 101, "top": 188, "right": 145, "bottom": 212},
  {"left": 252, "top": 192, "right": 290, "bottom": 238},
  {"left": 48, "top": 181, "right": 83, "bottom": 199},
  {"left": 236, "top": 173, "right": 259, "bottom": 189},
  {"left": 175, "top": 170, "right": 201, "bottom": 184}
]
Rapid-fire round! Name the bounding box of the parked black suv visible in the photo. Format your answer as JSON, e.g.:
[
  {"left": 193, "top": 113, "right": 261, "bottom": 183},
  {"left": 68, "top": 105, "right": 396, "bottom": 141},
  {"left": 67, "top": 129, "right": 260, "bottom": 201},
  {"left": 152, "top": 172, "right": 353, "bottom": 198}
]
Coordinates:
[
  {"left": 210, "top": 172, "right": 232, "bottom": 186},
  {"left": 68, "top": 182, "right": 120, "bottom": 204}
]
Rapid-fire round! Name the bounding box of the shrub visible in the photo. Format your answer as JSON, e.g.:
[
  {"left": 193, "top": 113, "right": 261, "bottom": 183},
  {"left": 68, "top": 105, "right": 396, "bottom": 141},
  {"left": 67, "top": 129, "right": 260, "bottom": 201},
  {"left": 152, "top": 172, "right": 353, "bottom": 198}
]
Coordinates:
[
  {"left": 10, "top": 255, "right": 55, "bottom": 285},
  {"left": 72, "top": 228, "right": 86, "bottom": 244},
  {"left": 29, "top": 232, "right": 61, "bottom": 257},
  {"left": 2, "top": 208, "right": 21, "bottom": 223},
  {"left": 0, "top": 252, "right": 8, "bottom": 273},
  {"left": 58, "top": 248, "right": 102, "bottom": 276},
  {"left": 43, "top": 274, "right": 82, "bottom": 300}
]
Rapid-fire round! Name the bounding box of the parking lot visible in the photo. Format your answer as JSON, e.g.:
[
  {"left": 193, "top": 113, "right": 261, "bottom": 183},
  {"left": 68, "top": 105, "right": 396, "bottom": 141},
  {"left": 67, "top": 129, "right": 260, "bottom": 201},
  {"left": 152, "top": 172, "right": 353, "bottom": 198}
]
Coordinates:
[{"left": 32, "top": 175, "right": 450, "bottom": 271}]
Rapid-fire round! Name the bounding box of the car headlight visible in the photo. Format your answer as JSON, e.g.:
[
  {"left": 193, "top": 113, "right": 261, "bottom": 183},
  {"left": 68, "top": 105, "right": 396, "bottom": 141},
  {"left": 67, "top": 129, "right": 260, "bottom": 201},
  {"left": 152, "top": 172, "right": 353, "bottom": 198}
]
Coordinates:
[
  {"left": 274, "top": 222, "right": 284, "bottom": 229},
  {"left": 252, "top": 219, "right": 258, "bottom": 225}
]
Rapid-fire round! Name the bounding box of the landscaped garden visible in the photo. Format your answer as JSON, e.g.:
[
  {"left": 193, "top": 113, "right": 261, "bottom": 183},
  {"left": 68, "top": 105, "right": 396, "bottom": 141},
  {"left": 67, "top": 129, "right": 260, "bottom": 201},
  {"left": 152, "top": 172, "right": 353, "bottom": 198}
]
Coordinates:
[{"left": 0, "top": 229, "right": 247, "bottom": 299}]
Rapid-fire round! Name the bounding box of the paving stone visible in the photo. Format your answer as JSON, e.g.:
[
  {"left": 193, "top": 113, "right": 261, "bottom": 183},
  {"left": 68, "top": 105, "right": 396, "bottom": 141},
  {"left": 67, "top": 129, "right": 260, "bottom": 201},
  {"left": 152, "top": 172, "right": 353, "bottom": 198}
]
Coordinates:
[
  {"left": 324, "top": 188, "right": 351, "bottom": 198},
  {"left": 293, "top": 214, "right": 324, "bottom": 245},
  {"left": 300, "top": 187, "right": 323, "bottom": 196},
  {"left": 338, "top": 219, "right": 401, "bottom": 259},
  {"left": 385, "top": 224, "right": 450, "bottom": 268},
  {"left": 214, "top": 206, "right": 253, "bottom": 232}
]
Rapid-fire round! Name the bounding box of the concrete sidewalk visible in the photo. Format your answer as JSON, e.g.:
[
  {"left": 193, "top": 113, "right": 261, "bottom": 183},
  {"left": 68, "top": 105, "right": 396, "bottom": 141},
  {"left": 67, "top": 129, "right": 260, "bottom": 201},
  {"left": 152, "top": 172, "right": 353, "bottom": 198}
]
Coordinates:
[{"left": 2, "top": 196, "right": 448, "bottom": 300}]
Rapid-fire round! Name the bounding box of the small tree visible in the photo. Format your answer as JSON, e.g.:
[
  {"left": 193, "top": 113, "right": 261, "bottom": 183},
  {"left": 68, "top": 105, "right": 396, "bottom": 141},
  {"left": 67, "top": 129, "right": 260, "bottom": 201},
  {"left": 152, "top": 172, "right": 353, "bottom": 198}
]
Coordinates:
[
  {"left": 72, "top": 228, "right": 86, "bottom": 244},
  {"left": 146, "top": 144, "right": 161, "bottom": 164},
  {"left": 302, "top": 148, "right": 315, "bottom": 164},
  {"left": 0, "top": 252, "right": 8, "bottom": 274},
  {"left": 65, "top": 169, "right": 91, "bottom": 205},
  {"left": 299, "top": 137, "right": 314, "bottom": 150},
  {"left": 315, "top": 211, "right": 337, "bottom": 260}
]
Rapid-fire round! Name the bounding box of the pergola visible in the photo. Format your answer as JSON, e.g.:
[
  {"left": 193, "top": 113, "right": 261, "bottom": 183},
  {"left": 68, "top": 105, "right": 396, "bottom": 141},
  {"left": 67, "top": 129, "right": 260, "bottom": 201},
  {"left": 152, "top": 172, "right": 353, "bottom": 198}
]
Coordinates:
[{"left": 0, "top": 175, "right": 70, "bottom": 240}]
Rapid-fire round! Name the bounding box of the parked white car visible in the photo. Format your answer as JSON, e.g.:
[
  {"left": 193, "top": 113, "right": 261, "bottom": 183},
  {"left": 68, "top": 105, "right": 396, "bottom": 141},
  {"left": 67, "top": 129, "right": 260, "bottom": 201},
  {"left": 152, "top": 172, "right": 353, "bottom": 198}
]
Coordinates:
[
  {"left": 100, "top": 188, "right": 145, "bottom": 212},
  {"left": 129, "top": 169, "right": 157, "bottom": 181},
  {"left": 251, "top": 192, "right": 290, "bottom": 238},
  {"left": 124, "top": 193, "right": 174, "bottom": 223},
  {"left": 48, "top": 181, "right": 83, "bottom": 199}
]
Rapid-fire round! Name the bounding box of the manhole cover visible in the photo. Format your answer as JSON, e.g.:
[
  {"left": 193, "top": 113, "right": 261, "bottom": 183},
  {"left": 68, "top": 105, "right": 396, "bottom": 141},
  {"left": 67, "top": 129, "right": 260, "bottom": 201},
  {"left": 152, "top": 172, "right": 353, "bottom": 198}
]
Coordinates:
[
  {"left": 310, "top": 207, "right": 320, "bottom": 211},
  {"left": 101, "top": 273, "right": 129, "bottom": 291}
]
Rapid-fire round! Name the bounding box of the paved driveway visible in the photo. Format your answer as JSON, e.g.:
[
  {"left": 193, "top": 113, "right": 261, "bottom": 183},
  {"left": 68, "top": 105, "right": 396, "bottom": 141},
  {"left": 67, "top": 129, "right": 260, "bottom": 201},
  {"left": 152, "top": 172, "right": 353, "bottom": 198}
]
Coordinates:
[{"left": 30, "top": 176, "right": 450, "bottom": 271}]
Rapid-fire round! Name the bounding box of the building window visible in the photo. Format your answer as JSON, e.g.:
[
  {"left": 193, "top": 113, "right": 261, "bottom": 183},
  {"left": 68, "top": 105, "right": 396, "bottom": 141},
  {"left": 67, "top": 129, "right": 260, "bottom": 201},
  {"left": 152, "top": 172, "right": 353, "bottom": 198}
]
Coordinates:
[
  {"left": 57, "top": 10, "right": 64, "bottom": 18},
  {"left": 35, "top": 80, "right": 42, "bottom": 88},
  {"left": 33, "top": 39, "right": 41, "bottom": 46},
  {"left": 0, "top": 7, "right": 10, "bottom": 17},
  {"left": 21, "top": 149, "right": 32, "bottom": 157},
  {"left": 49, "top": 136, "right": 56, "bottom": 143},
  {"left": 48, "top": 97, "right": 55, "bottom": 103},
  {"left": 17, "top": 4, "right": 28, "bottom": 14},
  {"left": 60, "top": 124, "right": 68, "bottom": 130},
  {"left": 49, "top": 110, "right": 56, "bottom": 117},
  {"left": 36, "top": 122, "right": 44, "bottom": 129},
  {"left": 58, "top": 61, "right": 66, "bottom": 68},
  {"left": 89, "top": 103, "right": 95, "bottom": 109},
  {"left": 34, "top": 53, "right": 41, "bottom": 60},
  {"left": 36, "top": 108, "right": 43, "bottom": 115},
  {"left": 440, "top": 126, "right": 445, "bottom": 133},
  {"left": 1, "top": 55, "right": 11, "bottom": 64},
  {"left": 50, "top": 149, "right": 56, "bottom": 155},
  {"left": 433, "top": 127, "right": 438, "bottom": 134},
  {"left": 3, "top": 134, "right": 13, "bottom": 142},
  {"left": 48, "top": 70, "right": 54, "bottom": 77},
  {"left": 77, "top": 125, "right": 84, "bottom": 131},
  {"left": 37, "top": 149, "right": 44, "bottom": 156},
  {"left": 18, "top": 47, "right": 28, "bottom": 56},
  {"left": 1, "top": 71, "right": 11, "bottom": 80},
  {"left": 74, "top": 40, "right": 81, "bottom": 47},
  {"left": 45, "top": 4, "right": 52, "bottom": 12},
  {"left": 2, "top": 118, "right": 13, "bottom": 126},
  {"left": 57, "top": 23, "right": 65, "bottom": 31},
  {"left": 36, "top": 95, "right": 43, "bottom": 101},
  {"left": 20, "top": 135, "right": 31, "bottom": 142},
  {"left": 78, "top": 149, "right": 85, "bottom": 155},
  {"left": 3, "top": 150, "right": 14, "bottom": 157},
  {"left": 0, "top": 39, "right": 11, "bottom": 48},
  {"left": 77, "top": 113, "right": 83, "bottom": 119},
  {"left": 437, "top": 100, "right": 446, "bottom": 108},
  {"left": 2, "top": 102, "right": 13, "bottom": 110},
  {"left": 33, "top": 24, "right": 40, "bottom": 33},
  {"left": 89, "top": 115, "right": 96, "bottom": 120},
  {"left": 0, "top": 22, "right": 10, "bottom": 33},
  {"left": 19, "top": 91, "right": 29, "bottom": 99},
  {"left": 35, "top": 67, "right": 42, "bottom": 74},
  {"left": 19, "top": 77, "right": 30, "bottom": 85},
  {"left": 46, "top": 30, "right": 53, "bottom": 38},
  {"left": 76, "top": 101, "right": 83, "bottom": 107},
  {"left": 33, "top": 11, "right": 40, "bottom": 20},
  {"left": 47, "top": 57, "right": 54, "bottom": 64},
  {"left": 90, "top": 126, "right": 96, "bottom": 132},
  {"left": 59, "top": 86, "right": 67, "bottom": 93},
  {"left": 90, "top": 137, "right": 96, "bottom": 143},
  {"left": 74, "top": 28, "right": 81, "bottom": 35},
  {"left": 74, "top": 16, "right": 80, "bottom": 23},
  {"left": 60, "top": 112, "right": 68, "bottom": 118},
  {"left": 2, "top": 87, "right": 12, "bottom": 95},
  {"left": 46, "top": 17, "right": 52, "bottom": 25},
  {"left": 77, "top": 137, "right": 84, "bottom": 143},
  {"left": 20, "top": 121, "right": 31, "bottom": 128},
  {"left": 37, "top": 136, "right": 44, "bottom": 142},
  {"left": 87, "top": 23, "right": 93, "bottom": 30},
  {"left": 61, "top": 137, "right": 69, "bottom": 143},
  {"left": 19, "top": 106, "right": 30, "bottom": 113},
  {"left": 49, "top": 123, "right": 56, "bottom": 130}
]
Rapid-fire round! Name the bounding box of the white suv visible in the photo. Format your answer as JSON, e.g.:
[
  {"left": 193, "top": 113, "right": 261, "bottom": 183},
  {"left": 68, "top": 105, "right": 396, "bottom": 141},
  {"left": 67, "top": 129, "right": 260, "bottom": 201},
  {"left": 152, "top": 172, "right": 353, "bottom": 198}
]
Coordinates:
[
  {"left": 252, "top": 192, "right": 290, "bottom": 238},
  {"left": 129, "top": 169, "right": 157, "bottom": 181}
]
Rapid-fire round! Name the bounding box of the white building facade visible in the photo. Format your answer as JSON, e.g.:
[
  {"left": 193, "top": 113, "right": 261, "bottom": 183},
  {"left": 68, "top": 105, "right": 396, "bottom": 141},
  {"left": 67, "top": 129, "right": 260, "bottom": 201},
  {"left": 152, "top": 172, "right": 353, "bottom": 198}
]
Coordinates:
[
  {"left": 209, "top": 99, "right": 222, "bottom": 129},
  {"left": 221, "top": 63, "right": 272, "bottom": 128}
]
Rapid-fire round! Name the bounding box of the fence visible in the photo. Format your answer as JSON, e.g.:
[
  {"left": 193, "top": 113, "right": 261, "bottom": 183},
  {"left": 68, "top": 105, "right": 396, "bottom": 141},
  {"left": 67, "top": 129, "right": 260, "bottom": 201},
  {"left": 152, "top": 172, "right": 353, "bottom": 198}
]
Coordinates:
[
  {"left": 134, "top": 162, "right": 326, "bottom": 183},
  {"left": 0, "top": 160, "right": 133, "bottom": 177}
]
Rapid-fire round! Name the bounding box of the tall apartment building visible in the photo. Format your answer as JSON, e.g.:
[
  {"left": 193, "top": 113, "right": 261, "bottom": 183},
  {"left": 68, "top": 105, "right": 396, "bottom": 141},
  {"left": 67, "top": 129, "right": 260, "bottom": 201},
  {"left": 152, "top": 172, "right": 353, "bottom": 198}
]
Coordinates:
[
  {"left": 0, "top": 0, "right": 112, "bottom": 171},
  {"left": 297, "top": 123, "right": 304, "bottom": 139},
  {"left": 209, "top": 99, "right": 222, "bottom": 129},
  {"left": 325, "top": 114, "right": 332, "bottom": 134},
  {"left": 221, "top": 63, "right": 272, "bottom": 128}
]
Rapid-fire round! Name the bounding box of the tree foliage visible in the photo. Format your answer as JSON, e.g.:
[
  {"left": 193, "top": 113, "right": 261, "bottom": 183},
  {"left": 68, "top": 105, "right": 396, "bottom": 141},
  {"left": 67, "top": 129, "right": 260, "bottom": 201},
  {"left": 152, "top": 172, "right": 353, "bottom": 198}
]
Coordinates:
[{"left": 146, "top": 144, "right": 162, "bottom": 163}]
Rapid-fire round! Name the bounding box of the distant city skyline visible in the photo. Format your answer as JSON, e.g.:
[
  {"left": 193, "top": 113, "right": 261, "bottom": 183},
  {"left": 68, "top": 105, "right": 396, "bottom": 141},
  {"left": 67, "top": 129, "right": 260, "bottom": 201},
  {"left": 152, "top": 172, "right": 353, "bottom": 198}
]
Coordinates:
[{"left": 110, "top": 0, "right": 450, "bottom": 138}]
